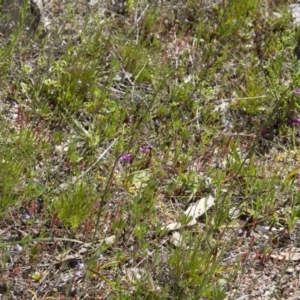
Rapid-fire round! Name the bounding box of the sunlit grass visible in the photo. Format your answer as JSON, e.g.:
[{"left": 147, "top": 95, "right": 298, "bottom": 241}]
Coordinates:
[{"left": 0, "top": 0, "right": 300, "bottom": 299}]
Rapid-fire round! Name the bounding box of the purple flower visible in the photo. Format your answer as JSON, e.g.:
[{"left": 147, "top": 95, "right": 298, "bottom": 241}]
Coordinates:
[
  {"left": 15, "top": 244, "right": 23, "bottom": 252},
  {"left": 23, "top": 212, "right": 30, "bottom": 220},
  {"left": 120, "top": 154, "right": 134, "bottom": 164},
  {"left": 139, "top": 145, "right": 152, "bottom": 153},
  {"left": 77, "top": 261, "right": 84, "bottom": 270},
  {"left": 236, "top": 228, "right": 243, "bottom": 236},
  {"left": 293, "top": 89, "right": 300, "bottom": 95},
  {"left": 75, "top": 271, "right": 83, "bottom": 278},
  {"left": 260, "top": 225, "right": 269, "bottom": 233},
  {"left": 291, "top": 117, "right": 300, "bottom": 124},
  {"left": 260, "top": 129, "right": 268, "bottom": 137}
]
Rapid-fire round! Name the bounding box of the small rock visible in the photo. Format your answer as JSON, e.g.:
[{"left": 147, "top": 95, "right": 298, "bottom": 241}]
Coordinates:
[
  {"left": 290, "top": 4, "right": 300, "bottom": 25},
  {"left": 170, "top": 232, "right": 183, "bottom": 247},
  {"left": 104, "top": 235, "right": 115, "bottom": 245}
]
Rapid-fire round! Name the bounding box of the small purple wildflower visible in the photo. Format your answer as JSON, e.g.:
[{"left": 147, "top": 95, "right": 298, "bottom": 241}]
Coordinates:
[
  {"left": 228, "top": 251, "right": 234, "bottom": 258},
  {"left": 293, "top": 89, "right": 300, "bottom": 95},
  {"left": 15, "top": 244, "right": 22, "bottom": 252},
  {"left": 23, "top": 212, "right": 30, "bottom": 220},
  {"left": 236, "top": 228, "right": 243, "bottom": 236},
  {"left": 139, "top": 145, "right": 152, "bottom": 153},
  {"left": 120, "top": 154, "right": 134, "bottom": 164},
  {"left": 291, "top": 117, "right": 300, "bottom": 124},
  {"left": 260, "top": 225, "right": 269, "bottom": 233},
  {"left": 77, "top": 261, "right": 84, "bottom": 270},
  {"left": 75, "top": 271, "right": 83, "bottom": 278},
  {"left": 260, "top": 129, "right": 269, "bottom": 137}
]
